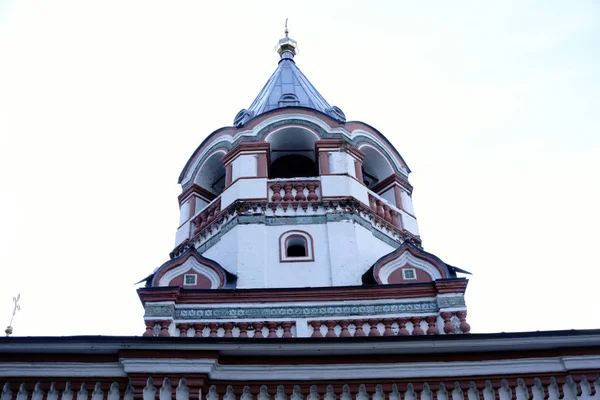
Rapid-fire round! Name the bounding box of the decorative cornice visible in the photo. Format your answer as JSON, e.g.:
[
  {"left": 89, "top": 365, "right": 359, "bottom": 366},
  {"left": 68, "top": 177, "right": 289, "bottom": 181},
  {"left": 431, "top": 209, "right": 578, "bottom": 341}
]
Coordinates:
[
  {"left": 221, "top": 142, "right": 271, "bottom": 166},
  {"left": 178, "top": 184, "right": 217, "bottom": 205},
  {"left": 371, "top": 173, "right": 413, "bottom": 195},
  {"left": 138, "top": 282, "right": 446, "bottom": 306}
]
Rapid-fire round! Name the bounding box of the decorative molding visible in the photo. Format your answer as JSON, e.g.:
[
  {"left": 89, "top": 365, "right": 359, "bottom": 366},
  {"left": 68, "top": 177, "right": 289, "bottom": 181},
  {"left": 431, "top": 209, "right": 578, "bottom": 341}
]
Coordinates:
[{"left": 168, "top": 301, "right": 439, "bottom": 320}]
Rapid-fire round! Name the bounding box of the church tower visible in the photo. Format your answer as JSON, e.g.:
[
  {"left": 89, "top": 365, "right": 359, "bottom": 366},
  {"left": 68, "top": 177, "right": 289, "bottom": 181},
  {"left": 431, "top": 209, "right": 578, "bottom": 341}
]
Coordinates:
[{"left": 138, "top": 30, "right": 471, "bottom": 338}]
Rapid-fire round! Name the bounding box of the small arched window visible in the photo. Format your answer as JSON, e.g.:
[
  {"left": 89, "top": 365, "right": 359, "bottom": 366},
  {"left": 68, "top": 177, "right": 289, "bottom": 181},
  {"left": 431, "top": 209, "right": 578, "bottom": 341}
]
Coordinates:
[
  {"left": 286, "top": 236, "right": 307, "bottom": 257},
  {"left": 279, "top": 231, "right": 314, "bottom": 262}
]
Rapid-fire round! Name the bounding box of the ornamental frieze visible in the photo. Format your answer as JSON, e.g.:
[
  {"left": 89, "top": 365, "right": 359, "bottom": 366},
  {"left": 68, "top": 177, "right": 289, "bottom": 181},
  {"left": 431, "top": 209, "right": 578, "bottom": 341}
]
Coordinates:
[
  {"left": 165, "top": 301, "right": 439, "bottom": 320},
  {"left": 436, "top": 296, "right": 466, "bottom": 308},
  {"left": 144, "top": 304, "right": 175, "bottom": 318}
]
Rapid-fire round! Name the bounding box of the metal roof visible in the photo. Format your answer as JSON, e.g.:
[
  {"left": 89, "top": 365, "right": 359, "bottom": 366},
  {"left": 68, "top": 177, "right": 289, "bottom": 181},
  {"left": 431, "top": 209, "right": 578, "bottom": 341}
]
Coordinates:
[{"left": 234, "top": 52, "right": 346, "bottom": 127}]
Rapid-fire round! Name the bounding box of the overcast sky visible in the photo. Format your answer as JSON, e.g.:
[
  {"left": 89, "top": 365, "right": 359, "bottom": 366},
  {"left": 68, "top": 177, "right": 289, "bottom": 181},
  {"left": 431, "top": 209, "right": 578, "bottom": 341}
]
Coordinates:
[{"left": 1, "top": 1, "right": 599, "bottom": 336}]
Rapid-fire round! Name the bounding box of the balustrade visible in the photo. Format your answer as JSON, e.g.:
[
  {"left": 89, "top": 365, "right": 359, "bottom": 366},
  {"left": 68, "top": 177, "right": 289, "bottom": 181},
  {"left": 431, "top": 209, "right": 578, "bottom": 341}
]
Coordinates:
[
  {"left": 191, "top": 199, "right": 222, "bottom": 237},
  {"left": 4, "top": 375, "right": 597, "bottom": 400},
  {"left": 146, "top": 313, "right": 468, "bottom": 338},
  {"left": 171, "top": 321, "right": 294, "bottom": 338},
  {"left": 306, "top": 314, "right": 470, "bottom": 337},
  {"left": 269, "top": 180, "right": 320, "bottom": 210},
  {"left": 368, "top": 193, "right": 401, "bottom": 228}
]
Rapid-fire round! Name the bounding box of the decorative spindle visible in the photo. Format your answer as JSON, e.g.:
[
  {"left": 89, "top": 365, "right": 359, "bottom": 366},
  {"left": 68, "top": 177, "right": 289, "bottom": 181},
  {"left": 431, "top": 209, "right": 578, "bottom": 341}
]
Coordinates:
[
  {"left": 353, "top": 319, "right": 366, "bottom": 337},
  {"left": 457, "top": 311, "right": 471, "bottom": 333},
  {"left": 206, "top": 206, "right": 215, "bottom": 225},
  {"left": 382, "top": 318, "right": 395, "bottom": 336},
  {"left": 307, "top": 183, "right": 319, "bottom": 201},
  {"left": 237, "top": 322, "right": 249, "bottom": 338},
  {"left": 325, "top": 320, "right": 337, "bottom": 337},
  {"left": 339, "top": 320, "right": 352, "bottom": 337},
  {"left": 198, "top": 213, "right": 208, "bottom": 231},
  {"left": 411, "top": 317, "right": 424, "bottom": 335},
  {"left": 283, "top": 184, "right": 294, "bottom": 202},
  {"left": 194, "top": 322, "right": 205, "bottom": 337},
  {"left": 252, "top": 322, "right": 264, "bottom": 338},
  {"left": 143, "top": 320, "right": 156, "bottom": 337},
  {"left": 223, "top": 322, "right": 234, "bottom": 338},
  {"left": 267, "top": 322, "right": 279, "bottom": 338},
  {"left": 294, "top": 183, "right": 306, "bottom": 201},
  {"left": 158, "top": 320, "right": 170, "bottom": 337},
  {"left": 178, "top": 323, "right": 190, "bottom": 337},
  {"left": 281, "top": 321, "right": 293, "bottom": 338},
  {"left": 441, "top": 312, "right": 454, "bottom": 334},
  {"left": 397, "top": 317, "right": 409, "bottom": 336},
  {"left": 383, "top": 204, "right": 392, "bottom": 223},
  {"left": 369, "top": 195, "right": 377, "bottom": 212},
  {"left": 389, "top": 209, "right": 399, "bottom": 228},
  {"left": 310, "top": 320, "right": 323, "bottom": 338},
  {"left": 375, "top": 200, "right": 385, "bottom": 219},
  {"left": 208, "top": 322, "right": 219, "bottom": 337},
  {"left": 426, "top": 316, "right": 440, "bottom": 335},
  {"left": 271, "top": 184, "right": 282, "bottom": 202},
  {"left": 368, "top": 318, "right": 381, "bottom": 336}
]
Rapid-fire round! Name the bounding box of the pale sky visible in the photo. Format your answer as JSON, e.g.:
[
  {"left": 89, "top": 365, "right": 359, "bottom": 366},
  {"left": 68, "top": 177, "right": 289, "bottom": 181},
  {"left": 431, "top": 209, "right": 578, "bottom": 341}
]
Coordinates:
[{"left": 0, "top": 1, "right": 599, "bottom": 336}]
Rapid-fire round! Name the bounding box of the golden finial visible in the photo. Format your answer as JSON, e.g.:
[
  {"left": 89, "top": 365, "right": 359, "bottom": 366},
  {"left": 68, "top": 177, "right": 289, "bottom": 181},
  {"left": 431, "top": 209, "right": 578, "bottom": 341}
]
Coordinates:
[
  {"left": 5, "top": 294, "right": 21, "bottom": 337},
  {"left": 276, "top": 18, "right": 297, "bottom": 58}
]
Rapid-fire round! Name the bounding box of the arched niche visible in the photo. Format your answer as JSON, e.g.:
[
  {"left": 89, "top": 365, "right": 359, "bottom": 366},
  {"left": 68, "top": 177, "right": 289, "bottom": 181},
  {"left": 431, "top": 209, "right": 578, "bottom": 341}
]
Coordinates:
[
  {"left": 359, "top": 144, "right": 394, "bottom": 189},
  {"left": 194, "top": 150, "right": 226, "bottom": 195},
  {"left": 266, "top": 127, "right": 320, "bottom": 179}
]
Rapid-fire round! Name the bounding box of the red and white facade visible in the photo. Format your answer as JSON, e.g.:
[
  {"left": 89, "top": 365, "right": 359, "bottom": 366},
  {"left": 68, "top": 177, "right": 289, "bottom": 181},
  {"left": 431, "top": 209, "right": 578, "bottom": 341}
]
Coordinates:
[
  {"left": 137, "top": 32, "right": 470, "bottom": 339},
  {"left": 2, "top": 31, "right": 600, "bottom": 400}
]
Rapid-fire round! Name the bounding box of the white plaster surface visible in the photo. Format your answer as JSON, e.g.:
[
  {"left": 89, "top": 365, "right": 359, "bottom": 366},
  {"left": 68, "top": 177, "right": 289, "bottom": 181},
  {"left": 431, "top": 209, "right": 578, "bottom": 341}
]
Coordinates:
[
  {"left": 231, "top": 154, "right": 258, "bottom": 181},
  {"left": 328, "top": 151, "right": 355, "bottom": 176},
  {"left": 220, "top": 178, "right": 268, "bottom": 209},
  {"left": 175, "top": 221, "right": 191, "bottom": 246},
  {"left": 197, "top": 218, "right": 399, "bottom": 289},
  {"left": 401, "top": 191, "right": 415, "bottom": 215},
  {"left": 400, "top": 211, "right": 420, "bottom": 235},
  {"left": 321, "top": 175, "right": 370, "bottom": 205}
]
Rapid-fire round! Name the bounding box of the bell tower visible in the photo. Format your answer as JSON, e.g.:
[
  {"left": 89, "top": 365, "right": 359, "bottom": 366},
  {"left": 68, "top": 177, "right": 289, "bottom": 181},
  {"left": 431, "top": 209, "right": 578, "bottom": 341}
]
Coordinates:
[{"left": 137, "top": 30, "right": 471, "bottom": 338}]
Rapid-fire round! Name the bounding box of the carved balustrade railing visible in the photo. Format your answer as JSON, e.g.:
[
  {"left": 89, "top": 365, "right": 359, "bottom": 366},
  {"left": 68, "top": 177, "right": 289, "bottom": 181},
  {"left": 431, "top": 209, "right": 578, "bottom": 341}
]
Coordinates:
[
  {"left": 143, "top": 320, "right": 295, "bottom": 338},
  {"left": 308, "top": 312, "right": 470, "bottom": 338},
  {"left": 143, "top": 312, "right": 469, "bottom": 338},
  {"left": 3, "top": 375, "right": 599, "bottom": 400},
  {"left": 368, "top": 193, "right": 402, "bottom": 229},
  {"left": 191, "top": 198, "right": 222, "bottom": 237},
  {"left": 268, "top": 180, "right": 320, "bottom": 211}
]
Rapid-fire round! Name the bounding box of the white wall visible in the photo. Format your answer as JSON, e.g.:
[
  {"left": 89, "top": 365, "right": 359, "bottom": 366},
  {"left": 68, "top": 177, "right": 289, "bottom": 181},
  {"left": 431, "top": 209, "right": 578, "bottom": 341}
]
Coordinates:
[
  {"left": 401, "top": 191, "right": 415, "bottom": 215},
  {"left": 321, "top": 175, "right": 370, "bottom": 205},
  {"left": 197, "top": 217, "right": 399, "bottom": 289},
  {"left": 231, "top": 154, "right": 258, "bottom": 181},
  {"left": 328, "top": 152, "right": 355, "bottom": 177},
  {"left": 220, "top": 177, "right": 268, "bottom": 209}
]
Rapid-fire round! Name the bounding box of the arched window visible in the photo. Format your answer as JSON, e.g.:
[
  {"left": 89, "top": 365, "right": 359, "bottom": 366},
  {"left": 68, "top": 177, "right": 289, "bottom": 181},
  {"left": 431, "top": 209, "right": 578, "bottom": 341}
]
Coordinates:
[
  {"left": 359, "top": 145, "right": 394, "bottom": 189},
  {"left": 266, "top": 127, "right": 319, "bottom": 179},
  {"left": 279, "top": 231, "right": 314, "bottom": 262},
  {"left": 286, "top": 236, "right": 307, "bottom": 257},
  {"left": 194, "top": 150, "right": 227, "bottom": 195}
]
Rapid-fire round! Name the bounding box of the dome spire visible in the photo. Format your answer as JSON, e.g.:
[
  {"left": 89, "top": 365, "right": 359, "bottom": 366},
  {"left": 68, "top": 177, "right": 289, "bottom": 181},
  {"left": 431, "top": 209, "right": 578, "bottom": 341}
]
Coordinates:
[{"left": 276, "top": 18, "right": 297, "bottom": 59}]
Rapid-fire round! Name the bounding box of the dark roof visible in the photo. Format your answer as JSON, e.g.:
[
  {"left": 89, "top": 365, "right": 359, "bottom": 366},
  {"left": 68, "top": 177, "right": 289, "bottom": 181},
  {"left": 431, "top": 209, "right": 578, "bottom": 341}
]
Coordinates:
[{"left": 1, "top": 330, "right": 600, "bottom": 356}]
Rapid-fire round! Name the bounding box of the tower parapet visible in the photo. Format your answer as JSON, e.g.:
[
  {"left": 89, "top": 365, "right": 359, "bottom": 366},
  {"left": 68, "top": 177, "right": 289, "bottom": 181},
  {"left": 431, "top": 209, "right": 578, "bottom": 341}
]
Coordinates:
[{"left": 138, "top": 31, "right": 470, "bottom": 338}]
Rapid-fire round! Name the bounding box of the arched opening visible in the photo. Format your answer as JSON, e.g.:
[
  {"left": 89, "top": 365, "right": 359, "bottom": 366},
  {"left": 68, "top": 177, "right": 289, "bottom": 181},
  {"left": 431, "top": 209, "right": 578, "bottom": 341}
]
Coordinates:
[
  {"left": 194, "top": 151, "right": 226, "bottom": 195},
  {"left": 360, "top": 145, "right": 394, "bottom": 189},
  {"left": 271, "top": 154, "right": 318, "bottom": 179},
  {"left": 266, "top": 127, "right": 319, "bottom": 179},
  {"left": 286, "top": 236, "right": 307, "bottom": 257}
]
